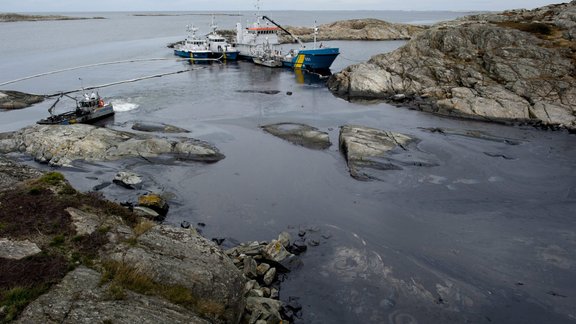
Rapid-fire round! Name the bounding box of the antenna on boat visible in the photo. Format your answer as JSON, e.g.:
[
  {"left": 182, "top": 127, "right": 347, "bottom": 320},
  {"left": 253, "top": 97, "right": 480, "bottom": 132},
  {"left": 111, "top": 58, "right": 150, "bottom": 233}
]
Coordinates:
[
  {"left": 314, "top": 21, "right": 318, "bottom": 49},
  {"left": 79, "top": 77, "right": 84, "bottom": 92}
]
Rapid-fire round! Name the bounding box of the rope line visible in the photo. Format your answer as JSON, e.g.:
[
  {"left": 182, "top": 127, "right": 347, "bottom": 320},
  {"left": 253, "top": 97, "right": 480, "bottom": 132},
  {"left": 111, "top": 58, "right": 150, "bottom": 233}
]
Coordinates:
[{"left": 0, "top": 57, "right": 221, "bottom": 87}]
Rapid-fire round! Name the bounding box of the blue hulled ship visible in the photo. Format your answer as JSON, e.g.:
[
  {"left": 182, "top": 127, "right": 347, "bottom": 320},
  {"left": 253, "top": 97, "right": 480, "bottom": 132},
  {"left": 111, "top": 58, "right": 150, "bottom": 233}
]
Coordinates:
[{"left": 235, "top": 15, "right": 339, "bottom": 71}]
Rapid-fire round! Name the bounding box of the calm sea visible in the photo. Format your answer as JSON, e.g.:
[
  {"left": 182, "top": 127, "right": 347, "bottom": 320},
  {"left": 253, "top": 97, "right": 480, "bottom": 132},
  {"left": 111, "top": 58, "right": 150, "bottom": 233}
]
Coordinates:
[{"left": 1, "top": 11, "right": 575, "bottom": 324}]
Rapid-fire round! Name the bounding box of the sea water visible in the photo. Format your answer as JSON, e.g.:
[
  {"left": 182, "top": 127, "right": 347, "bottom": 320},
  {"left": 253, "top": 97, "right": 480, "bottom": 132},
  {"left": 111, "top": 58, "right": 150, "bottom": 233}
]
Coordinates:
[{"left": 1, "top": 11, "right": 576, "bottom": 323}]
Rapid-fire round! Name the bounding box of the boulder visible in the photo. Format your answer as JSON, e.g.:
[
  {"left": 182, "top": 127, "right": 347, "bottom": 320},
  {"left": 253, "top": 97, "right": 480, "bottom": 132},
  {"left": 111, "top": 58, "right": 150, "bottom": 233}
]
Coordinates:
[
  {"left": 0, "top": 90, "right": 44, "bottom": 109},
  {"left": 339, "top": 125, "right": 437, "bottom": 180},
  {"left": 328, "top": 2, "right": 576, "bottom": 130},
  {"left": 0, "top": 238, "right": 41, "bottom": 260},
  {"left": 113, "top": 171, "right": 143, "bottom": 189},
  {"left": 261, "top": 123, "right": 331, "bottom": 150},
  {"left": 262, "top": 240, "right": 293, "bottom": 263},
  {"left": 16, "top": 266, "right": 210, "bottom": 324},
  {"left": 137, "top": 194, "right": 169, "bottom": 217},
  {"left": 0, "top": 124, "right": 225, "bottom": 167},
  {"left": 107, "top": 225, "right": 246, "bottom": 324}
]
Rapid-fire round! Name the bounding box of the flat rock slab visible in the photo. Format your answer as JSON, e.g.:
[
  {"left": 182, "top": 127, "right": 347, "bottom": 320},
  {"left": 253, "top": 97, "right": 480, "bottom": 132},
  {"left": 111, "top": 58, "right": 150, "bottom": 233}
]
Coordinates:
[
  {"left": 132, "top": 122, "right": 190, "bottom": 133},
  {"left": 0, "top": 90, "right": 44, "bottom": 109},
  {"left": 261, "top": 123, "right": 331, "bottom": 150},
  {"left": 0, "top": 238, "right": 41, "bottom": 260},
  {"left": 0, "top": 124, "right": 224, "bottom": 166},
  {"left": 16, "top": 266, "right": 210, "bottom": 324},
  {"left": 340, "top": 125, "right": 436, "bottom": 180}
]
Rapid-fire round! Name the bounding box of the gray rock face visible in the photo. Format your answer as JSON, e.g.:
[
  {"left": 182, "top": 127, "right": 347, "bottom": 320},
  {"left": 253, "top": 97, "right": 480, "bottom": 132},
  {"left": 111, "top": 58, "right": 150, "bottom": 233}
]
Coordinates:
[
  {"left": 328, "top": 2, "right": 576, "bottom": 130},
  {"left": 0, "top": 90, "right": 44, "bottom": 109},
  {"left": 0, "top": 238, "right": 41, "bottom": 260},
  {"left": 16, "top": 266, "right": 210, "bottom": 324},
  {"left": 107, "top": 225, "right": 246, "bottom": 324},
  {"left": 0, "top": 124, "right": 225, "bottom": 166},
  {"left": 281, "top": 18, "right": 427, "bottom": 43},
  {"left": 261, "top": 123, "right": 331, "bottom": 150}
]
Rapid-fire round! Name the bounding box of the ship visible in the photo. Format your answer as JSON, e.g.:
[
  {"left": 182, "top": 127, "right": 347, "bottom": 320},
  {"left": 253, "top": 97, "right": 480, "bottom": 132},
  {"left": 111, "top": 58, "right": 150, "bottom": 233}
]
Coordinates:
[
  {"left": 37, "top": 92, "right": 114, "bottom": 125},
  {"left": 173, "top": 25, "right": 211, "bottom": 60},
  {"left": 235, "top": 14, "right": 339, "bottom": 71},
  {"left": 206, "top": 16, "right": 239, "bottom": 60}
]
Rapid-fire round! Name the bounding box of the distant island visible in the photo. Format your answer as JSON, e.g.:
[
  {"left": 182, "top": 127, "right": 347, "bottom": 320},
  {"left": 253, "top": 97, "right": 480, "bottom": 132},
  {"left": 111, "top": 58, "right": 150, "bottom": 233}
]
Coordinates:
[{"left": 0, "top": 13, "right": 105, "bottom": 22}]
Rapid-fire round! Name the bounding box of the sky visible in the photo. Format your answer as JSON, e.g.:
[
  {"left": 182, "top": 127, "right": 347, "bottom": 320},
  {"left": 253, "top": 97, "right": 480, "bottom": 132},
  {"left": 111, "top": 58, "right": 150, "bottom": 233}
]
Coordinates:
[{"left": 0, "top": 0, "right": 566, "bottom": 12}]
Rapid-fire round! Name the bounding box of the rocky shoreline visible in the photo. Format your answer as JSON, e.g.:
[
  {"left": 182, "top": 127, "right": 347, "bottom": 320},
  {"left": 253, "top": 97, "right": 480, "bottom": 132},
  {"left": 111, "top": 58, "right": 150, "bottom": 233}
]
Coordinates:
[
  {"left": 0, "top": 13, "right": 105, "bottom": 22},
  {"left": 0, "top": 154, "right": 312, "bottom": 323},
  {"left": 328, "top": 1, "right": 576, "bottom": 131},
  {"left": 280, "top": 19, "right": 427, "bottom": 43}
]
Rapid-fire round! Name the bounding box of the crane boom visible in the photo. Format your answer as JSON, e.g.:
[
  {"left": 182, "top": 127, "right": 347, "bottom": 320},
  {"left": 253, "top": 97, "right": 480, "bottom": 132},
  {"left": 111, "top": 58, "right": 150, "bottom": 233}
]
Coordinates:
[{"left": 261, "top": 15, "right": 304, "bottom": 47}]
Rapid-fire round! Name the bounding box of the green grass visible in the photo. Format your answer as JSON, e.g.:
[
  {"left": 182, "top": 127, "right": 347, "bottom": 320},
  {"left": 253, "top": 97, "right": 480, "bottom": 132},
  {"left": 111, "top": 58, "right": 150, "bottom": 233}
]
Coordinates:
[
  {"left": 0, "top": 286, "right": 49, "bottom": 323},
  {"left": 37, "top": 172, "right": 65, "bottom": 186},
  {"left": 100, "top": 260, "right": 224, "bottom": 319}
]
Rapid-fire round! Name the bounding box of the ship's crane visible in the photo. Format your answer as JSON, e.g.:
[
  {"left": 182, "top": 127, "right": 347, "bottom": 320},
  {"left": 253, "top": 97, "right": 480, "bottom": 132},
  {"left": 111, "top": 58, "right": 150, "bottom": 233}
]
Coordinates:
[{"left": 261, "top": 15, "right": 304, "bottom": 48}]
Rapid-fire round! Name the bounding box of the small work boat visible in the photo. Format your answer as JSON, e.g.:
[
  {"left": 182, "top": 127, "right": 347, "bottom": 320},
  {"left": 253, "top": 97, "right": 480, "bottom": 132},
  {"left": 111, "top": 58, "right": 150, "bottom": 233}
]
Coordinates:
[
  {"left": 37, "top": 92, "right": 114, "bottom": 125},
  {"left": 206, "top": 16, "right": 239, "bottom": 60},
  {"left": 173, "top": 25, "right": 211, "bottom": 60}
]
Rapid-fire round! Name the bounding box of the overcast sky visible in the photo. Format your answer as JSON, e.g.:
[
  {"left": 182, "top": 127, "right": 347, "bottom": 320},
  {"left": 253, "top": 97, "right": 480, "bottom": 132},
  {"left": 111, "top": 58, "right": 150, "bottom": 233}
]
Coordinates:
[{"left": 0, "top": 0, "right": 565, "bottom": 12}]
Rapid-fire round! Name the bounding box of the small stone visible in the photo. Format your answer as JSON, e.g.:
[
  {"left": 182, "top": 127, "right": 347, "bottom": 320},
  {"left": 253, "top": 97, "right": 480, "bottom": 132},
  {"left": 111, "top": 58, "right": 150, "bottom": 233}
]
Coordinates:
[
  {"left": 243, "top": 256, "right": 258, "bottom": 279},
  {"left": 286, "top": 91, "right": 293, "bottom": 96},
  {"left": 256, "top": 263, "right": 271, "bottom": 277},
  {"left": 288, "top": 238, "right": 308, "bottom": 255},
  {"left": 270, "top": 288, "right": 279, "bottom": 299},
  {"left": 263, "top": 267, "right": 277, "bottom": 286},
  {"left": 133, "top": 206, "right": 161, "bottom": 220},
  {"left": 197, "top": 222, "right": 206, "bottom": 227},
  {"left": 261, "top": 287, "right": 271, "bottom": 298},
  {"left": 308, "top": 240, "right": 320, "bottom": 247},
  {"left": 248, "top": 289, "right": 264, "bottom": 298},
  {"left": 298, "top": 230, "right": 306, "bottom": 237},
  {"left": 278, "top": 232, "right": 291, "bottom": 248},
  {"left": 263, "top": 240, "right": 293, "bottom": 262},
  {"left": 180, "top": 221, "right": 191, "bottom": 229}
]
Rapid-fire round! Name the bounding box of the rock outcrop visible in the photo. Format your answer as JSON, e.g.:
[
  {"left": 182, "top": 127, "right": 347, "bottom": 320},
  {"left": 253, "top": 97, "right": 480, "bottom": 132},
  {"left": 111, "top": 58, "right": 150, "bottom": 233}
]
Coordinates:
[
  {"left": 106, "top": 225, "right": 246, "bottom": 324},
  {"left": 0, "top": 90, "right": 44, "bottom": 109},
  {"left": 16, "top": 266, "right": 211, "bottom": 324},
  {"left": 339, "top": 125, "right": 437, "bottom": 180},
  {"left": 281, "top": 19, "right": 427, "bottom": 43},
  {"left": 0, "top": 13, "right": 104, "bottom": 22},
  {"left": 261, "top": 123, "right": 331, "bottom": 150},
  {"left": 0, "top": 124, "right": 225, "bottom": 166},
  {"left": 328, "top": 2, "right": 576, "bottom": 130}
]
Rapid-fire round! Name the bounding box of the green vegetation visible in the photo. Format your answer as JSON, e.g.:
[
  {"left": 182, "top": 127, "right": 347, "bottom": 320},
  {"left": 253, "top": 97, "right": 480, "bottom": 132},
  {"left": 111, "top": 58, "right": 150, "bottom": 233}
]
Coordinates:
[
  {"left": 0, "top": 172, "right": 137, "bottom": 322},
  {"left": 37, "top": 171, "right": 65, "bottom": 185},
  {"left": 101, "top": 260, "right": 224, "bottom": 319},
  {"left": 0, "top": 286, "right": 50, "bottom": 323}
]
